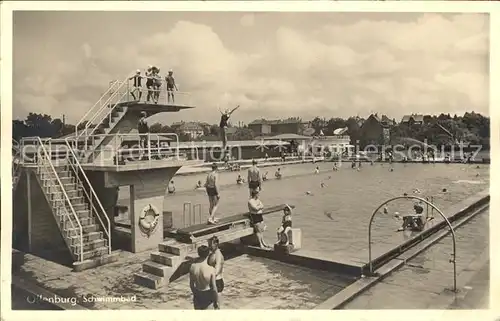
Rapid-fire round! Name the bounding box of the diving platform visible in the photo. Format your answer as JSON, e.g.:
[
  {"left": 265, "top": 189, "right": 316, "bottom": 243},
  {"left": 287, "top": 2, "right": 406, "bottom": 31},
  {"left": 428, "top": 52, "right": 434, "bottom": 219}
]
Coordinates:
[
  {"left": 174, "top": 204, "right": 296, "bottom": 243},
  {"left": 12, "top": 72, "right": 200, "bottom": 271}
]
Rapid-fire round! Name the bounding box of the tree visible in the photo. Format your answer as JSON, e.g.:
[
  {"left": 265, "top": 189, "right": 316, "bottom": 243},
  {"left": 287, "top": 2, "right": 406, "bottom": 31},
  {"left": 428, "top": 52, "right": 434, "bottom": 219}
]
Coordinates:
[
  {"left": 149, "top": 122, "right": 162, "bottom": 133},
  {"left": 231, "top": 128, "right": 255, "bottom": 141}
]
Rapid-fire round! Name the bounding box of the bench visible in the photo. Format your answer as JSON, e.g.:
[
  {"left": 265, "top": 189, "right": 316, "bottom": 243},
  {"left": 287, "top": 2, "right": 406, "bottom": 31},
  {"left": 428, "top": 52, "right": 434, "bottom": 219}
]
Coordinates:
[{"left": 175, "top": 204, "right": 295, "bottom": 243}]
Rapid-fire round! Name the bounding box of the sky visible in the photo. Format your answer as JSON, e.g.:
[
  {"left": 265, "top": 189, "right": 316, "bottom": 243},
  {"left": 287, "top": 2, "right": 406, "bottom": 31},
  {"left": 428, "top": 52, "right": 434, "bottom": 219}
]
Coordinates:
[{"left": 12, "top": 11, "right": 489, "bottom": 125}]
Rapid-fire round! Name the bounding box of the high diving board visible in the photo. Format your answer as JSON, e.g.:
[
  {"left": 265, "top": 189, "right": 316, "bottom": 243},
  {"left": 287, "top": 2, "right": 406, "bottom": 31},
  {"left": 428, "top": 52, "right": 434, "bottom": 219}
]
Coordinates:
[{"left": 175, "top": 204, "right": 295, "bottom": 243}]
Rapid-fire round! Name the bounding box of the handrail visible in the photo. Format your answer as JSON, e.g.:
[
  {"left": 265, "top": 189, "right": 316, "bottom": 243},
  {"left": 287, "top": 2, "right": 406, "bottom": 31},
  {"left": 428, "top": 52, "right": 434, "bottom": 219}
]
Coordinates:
[
  {"left": 75, "top": 78, "right": 126, "bottom": 138},
  {"left": 65, "top": 138, "right": 112, "bottom": 255},
  {"left": 35, "top": 137, "right": 84, "bottom": 262},
  {"left": 82, "top": 84, "right": 130, "bottom": 150},
  {"left": 367, "top": 195, "right": 457, "bottom": 292},
  {"left": 83, "top": 132, "right": 181, "bottom": 166}
]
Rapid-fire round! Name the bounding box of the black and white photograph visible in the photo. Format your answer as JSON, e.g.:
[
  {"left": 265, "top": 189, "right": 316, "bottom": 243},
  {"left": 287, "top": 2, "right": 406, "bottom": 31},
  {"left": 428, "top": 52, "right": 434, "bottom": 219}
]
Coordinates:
[{"left": 2, "top": 2, "right": 496, "bottom": 314}]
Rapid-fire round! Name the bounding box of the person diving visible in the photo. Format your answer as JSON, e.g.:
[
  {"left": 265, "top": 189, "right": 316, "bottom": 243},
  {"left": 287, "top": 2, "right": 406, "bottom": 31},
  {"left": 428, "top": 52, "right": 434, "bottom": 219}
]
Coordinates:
[{"left": 219, "top": 105, "right": 240, "bottom": 150}]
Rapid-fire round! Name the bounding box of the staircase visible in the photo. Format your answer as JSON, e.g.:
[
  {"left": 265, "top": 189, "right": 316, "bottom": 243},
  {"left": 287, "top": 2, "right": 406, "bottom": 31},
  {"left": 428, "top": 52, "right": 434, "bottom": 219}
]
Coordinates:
[
  {"left": 134, "top": 226, "right": 254, "bottom": 289},
  {"left": 25, "top": 137, "right": 118, "bottom": 270},
  {"left": 74, "top": 77, "right": 132, "bottom": 163}
]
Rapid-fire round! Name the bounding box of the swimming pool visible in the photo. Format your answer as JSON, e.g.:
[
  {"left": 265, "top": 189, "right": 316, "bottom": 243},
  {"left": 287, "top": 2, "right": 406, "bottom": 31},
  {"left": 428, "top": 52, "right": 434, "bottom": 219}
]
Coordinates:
[{"left": 118, "top": 162, "right": 489, "bottom": 263}]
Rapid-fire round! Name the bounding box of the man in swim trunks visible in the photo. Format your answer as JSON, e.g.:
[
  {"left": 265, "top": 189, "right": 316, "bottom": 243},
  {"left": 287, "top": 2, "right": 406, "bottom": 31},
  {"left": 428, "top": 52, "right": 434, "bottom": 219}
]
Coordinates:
[
  {"left": 208, "top": 236, "right": 225, "bottom": 294},
  {"left": 129, "top": 69, "right": 143, "bottom": 101},
  {"left": 145, "top": 65, "right": 154, "bottom": 103},
  {"left": 247, "top": 159, "right": 261, "bottom": 196},
  {"left": 248, "top": 189, "right": 271, "bottom": 248},
  {"left": 205, "top": 163, "right": 220, "bottom": 224},
  {"left": 165, "top": 69, "right": 178, "bottom": 103},
  {"left": 189, "top": 245, "right": 219, "bottom": 310},
  {"left": 219, "top": 105, "right": 240, "bottom": 149}
]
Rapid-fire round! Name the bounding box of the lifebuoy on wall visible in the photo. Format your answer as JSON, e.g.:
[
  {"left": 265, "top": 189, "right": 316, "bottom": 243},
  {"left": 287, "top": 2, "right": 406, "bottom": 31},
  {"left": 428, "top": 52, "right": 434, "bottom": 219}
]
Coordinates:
[{"left": 138, "top": 204, "right": 160, "bottom": 237}]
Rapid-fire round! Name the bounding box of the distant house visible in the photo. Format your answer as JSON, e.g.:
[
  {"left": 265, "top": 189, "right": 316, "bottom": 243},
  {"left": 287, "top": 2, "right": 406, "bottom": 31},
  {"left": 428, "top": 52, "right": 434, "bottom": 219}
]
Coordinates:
[
  {"left": 360, "top": 113, "right": 394, "bottom": 146},
  {"left": 173, "top": 121, "right": 205, "bottom": 139},
  {"left": 401, "top": 114, "right": 425, "bottom": 126},
  {"left": 248, "top": 117, "right": 308, "bottom": 136}
]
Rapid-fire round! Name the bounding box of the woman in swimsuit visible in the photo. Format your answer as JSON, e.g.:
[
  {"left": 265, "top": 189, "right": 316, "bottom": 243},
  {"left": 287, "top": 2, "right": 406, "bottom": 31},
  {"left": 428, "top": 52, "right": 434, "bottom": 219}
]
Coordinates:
[
  {"left": 219, "top": 105, "right": 240, "bottom": 149},
  {"left": 205, "top": 163, "right": 220, "bottom": 224},
  {"left": 276, "top": 205, "right": 293, "bottom": 245}
]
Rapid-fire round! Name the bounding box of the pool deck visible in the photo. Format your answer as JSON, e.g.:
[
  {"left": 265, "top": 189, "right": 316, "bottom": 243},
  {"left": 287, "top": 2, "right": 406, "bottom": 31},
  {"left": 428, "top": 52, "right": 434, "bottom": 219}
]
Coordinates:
[
  {"left": 342, "top": 208, "right": 490, "bottom": 309},
  {"left": 11, "top": 250, "right": 356, "bottom": 310},
  {"left": 11, "top": 189, "right": 489, "bottom": 310}
]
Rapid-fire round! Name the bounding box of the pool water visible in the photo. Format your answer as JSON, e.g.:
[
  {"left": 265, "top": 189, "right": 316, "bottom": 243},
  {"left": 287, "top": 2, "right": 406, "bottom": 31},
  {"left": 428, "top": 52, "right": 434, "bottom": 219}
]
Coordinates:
[{"left": 118, "top": 162, "right": 489, "bottom": 262}]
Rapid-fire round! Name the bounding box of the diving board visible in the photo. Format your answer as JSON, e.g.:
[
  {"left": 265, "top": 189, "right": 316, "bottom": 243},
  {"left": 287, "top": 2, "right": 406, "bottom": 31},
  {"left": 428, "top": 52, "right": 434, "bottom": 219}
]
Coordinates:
[{"left": 174, "top": 204, "right": 295, "bottom": 243}]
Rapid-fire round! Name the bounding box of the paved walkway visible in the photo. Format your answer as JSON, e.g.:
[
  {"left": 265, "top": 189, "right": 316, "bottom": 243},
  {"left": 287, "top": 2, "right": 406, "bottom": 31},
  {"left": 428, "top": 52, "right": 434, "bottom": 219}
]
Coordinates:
[
  {"left": 343, "top": 208, "right": 489, "bottom": 309},
  {"left": 12, "top": 251, "right": 355, "bottom": 310}
]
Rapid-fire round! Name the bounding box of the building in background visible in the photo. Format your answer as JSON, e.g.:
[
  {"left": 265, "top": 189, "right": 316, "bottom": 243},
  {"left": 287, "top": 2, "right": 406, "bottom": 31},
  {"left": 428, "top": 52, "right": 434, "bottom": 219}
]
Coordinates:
[
  {"left": 248, "top": 117, "right": 308, "bottom": 136},
  {"left": 360, "top": 113, "right": 395, "bottom": 146},
  {"left": 172, "top": 121, "right": 205, "bottom": 139},
  {"left": 401, "top": 114, "right": 425, "bottom": 126}
]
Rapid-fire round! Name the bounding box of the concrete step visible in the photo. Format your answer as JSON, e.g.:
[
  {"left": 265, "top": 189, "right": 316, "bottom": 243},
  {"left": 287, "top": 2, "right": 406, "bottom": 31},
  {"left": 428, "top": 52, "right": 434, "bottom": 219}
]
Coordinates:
[
  {"left": 73, "top": 250, "right": 120, "bottom": 272},
  {"left": 71, "top": 238, "right": 106, "bottom": 252},
  {"left": 75, "top": 246, "right": 110, "bottom": 261},
  {"left": 133, "top": 271, "right": 165, "bottom": 290},
  {"left": 48, "top": 189, "right": 83, "bottom": 199},
  {"left": 65, "top": 224, "right": 100, "bottom": 236},
  {"left": 150, "top": 251, "right": 182, "bottom": 267},
  {"left": 158, "top": 242, "right": 196, "bottom": 256},
  {"left": 142, "top": 261, "right": 174, "bottom": 278},
  {"left": 59, "top": 216, "right": 95, "bottom": 228},
  {"left": 68, "top": 231, "right": 103, "bottom": 245}
]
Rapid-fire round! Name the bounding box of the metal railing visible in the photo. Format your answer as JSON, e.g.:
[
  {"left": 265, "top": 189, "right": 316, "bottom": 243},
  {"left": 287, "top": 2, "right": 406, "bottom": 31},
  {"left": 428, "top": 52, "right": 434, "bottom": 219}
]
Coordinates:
[
  {"left": 82, "top": 132, "right": 182, "bottom": 167},
  {"left": 33, "top": 137, "right": 84, "bottom": 262},
  {"left": 368, "top": 196, "right": 456, "bottom": 292},
  {"left": 13, "top": 139, "right": 21, "bottom": 180},
  {"left": 64, "top": 138, "right": 112, "bottom": 255},
  {"left": 75, "top": 77, "right": 128, "bottom": 139},
  {"left": 183, "top": 202, "right": 203, "bottom": 227},
  {"left": 80, "top": 80, "right": 131, "bottom": 151},
  {"left": 122, "top": 77, "right": 192, "bottom": 106}
]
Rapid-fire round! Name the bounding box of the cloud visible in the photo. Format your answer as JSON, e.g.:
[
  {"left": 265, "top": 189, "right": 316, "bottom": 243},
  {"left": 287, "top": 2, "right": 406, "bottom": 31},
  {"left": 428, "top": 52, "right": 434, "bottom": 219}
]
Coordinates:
[{"left": 13, "top": 13, "right": 489, "bottom": 125}]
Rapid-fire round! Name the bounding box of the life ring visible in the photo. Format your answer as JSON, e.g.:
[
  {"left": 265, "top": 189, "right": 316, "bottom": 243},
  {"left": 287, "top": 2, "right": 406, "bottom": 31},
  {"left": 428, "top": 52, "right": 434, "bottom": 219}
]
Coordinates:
[{"left": 138, "top": 204, "right": 160, "bottom": 237}]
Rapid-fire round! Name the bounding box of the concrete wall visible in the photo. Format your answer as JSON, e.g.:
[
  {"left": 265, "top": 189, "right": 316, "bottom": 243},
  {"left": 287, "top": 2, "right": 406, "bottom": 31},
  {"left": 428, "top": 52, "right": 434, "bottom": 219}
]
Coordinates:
[{"left": 13, "top": 169, "right": 71, "bottom": 263}]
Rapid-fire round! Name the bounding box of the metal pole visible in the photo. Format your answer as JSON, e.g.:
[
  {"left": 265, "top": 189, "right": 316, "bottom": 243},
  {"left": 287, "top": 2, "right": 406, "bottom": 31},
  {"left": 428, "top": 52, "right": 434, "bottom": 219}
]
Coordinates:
[
  {"left": 367, "top": 195, "right": 457, "bottom": 292},
  {"left": 183, "top": 202, "right": 191, "bottom": 227}
]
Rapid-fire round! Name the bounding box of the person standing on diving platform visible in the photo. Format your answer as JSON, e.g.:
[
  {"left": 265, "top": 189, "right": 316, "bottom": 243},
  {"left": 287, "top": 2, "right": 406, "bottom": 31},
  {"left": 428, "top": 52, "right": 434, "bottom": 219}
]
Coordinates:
[{"left": 219, "top": 105, "right": 240, "bottom": 150}]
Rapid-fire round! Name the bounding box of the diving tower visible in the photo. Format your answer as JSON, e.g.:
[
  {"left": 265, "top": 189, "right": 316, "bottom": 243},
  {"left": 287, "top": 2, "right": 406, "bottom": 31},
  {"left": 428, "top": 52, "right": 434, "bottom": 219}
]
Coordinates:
[{"left": 13, "top": 73, "right": 199, "bottom": 271}]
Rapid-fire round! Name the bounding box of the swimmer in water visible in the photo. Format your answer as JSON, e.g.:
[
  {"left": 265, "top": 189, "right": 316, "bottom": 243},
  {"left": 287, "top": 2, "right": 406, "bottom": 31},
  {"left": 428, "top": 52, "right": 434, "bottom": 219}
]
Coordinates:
[
  {"left": 275, "top": 168, "right": 282, "bottom": 179},
  {"left": 262, "top": 171, "right": 268, "bottom": 181},
  {"left": 320, "top": 182, "right": 326, "bottom": 188},
  {"left": 332, "top": 163, "right": 338, "bottom": 171},
  {"left": 236, "top": 174, "right": 244, "bottom": 185},
  {"left": 315, "top": 166, "right": 320, "bottom": 174},
  {"left": 195, "top": 180, "right": 203, "bottom": 189},
  {"left": 390, "top": 168, "right": 394, "bottom": 172}
]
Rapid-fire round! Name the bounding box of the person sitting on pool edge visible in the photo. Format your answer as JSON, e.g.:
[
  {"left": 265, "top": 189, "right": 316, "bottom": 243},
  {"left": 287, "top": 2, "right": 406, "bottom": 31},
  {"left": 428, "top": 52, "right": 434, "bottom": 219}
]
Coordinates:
[
  {"left": 276, "top": 205, "right": 293, "bottom": 246},
  {"left": 248, "top": 189, "right": 271, "bottom": 249}
]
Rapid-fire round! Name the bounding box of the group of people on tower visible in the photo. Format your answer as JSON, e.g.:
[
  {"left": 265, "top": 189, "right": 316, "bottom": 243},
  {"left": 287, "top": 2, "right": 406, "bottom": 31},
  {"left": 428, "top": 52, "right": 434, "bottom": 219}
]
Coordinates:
[{"left": 129, "top": 66, "right": 178, "bottom": 104}]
